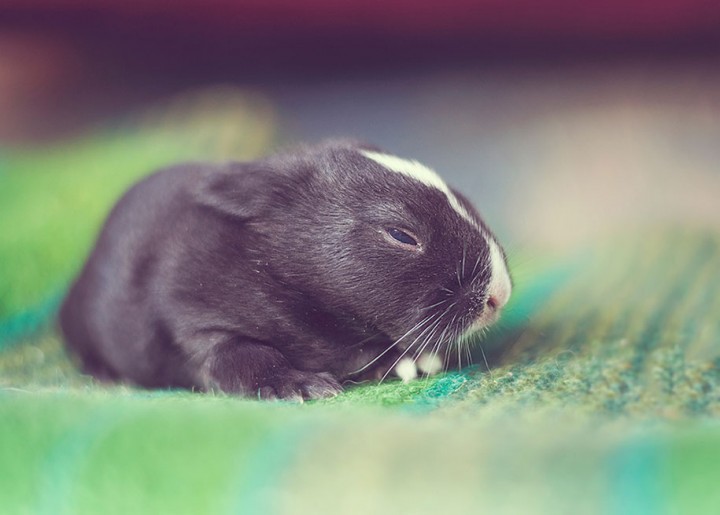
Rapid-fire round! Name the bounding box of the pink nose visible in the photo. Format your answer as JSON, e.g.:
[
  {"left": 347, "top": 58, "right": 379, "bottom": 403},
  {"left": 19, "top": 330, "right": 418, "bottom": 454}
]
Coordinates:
[
  {"left": 486, "top": 295, "right": 500, "bottom": 311},
  {"left": 485, "top": 280, "right": 510, "bottom": 312}
]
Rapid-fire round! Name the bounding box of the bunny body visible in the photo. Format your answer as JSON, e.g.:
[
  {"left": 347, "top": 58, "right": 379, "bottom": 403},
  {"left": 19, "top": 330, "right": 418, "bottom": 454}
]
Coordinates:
[{"left": 59, "top": 140, "right": 511, "bottom": 399}]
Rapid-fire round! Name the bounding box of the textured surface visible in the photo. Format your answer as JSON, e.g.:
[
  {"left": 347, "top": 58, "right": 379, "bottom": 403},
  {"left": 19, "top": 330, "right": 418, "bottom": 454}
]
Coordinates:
[{"left": 2, "top": 87, "right": 720, "bottom": 514}]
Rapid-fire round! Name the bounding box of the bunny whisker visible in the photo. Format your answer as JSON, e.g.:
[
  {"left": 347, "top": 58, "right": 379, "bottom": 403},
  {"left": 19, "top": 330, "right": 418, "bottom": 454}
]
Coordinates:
[
  {"left": 422, "top": 298, "right": 451, "bottom": 311},
  {"left": 415, "top": 301, "right": 457, "bottom": 362},
  {"left": 423, "top": 323, "right": 450, "bottom": 379},
  {"left": 478, "top": 343, "right": 490, "bottom": 373},
  {"left": 413, "top": 312, "right": 447, "bottom": 366},
  {"left": 413, "top": 326, "right": 440, "bottom": 373},
  {"left": 464, "top": 340, "right": 473, "bottom": 370},
  {"left": 380, "top": 314, "right": 444, "bottom": 383},
  {"left": 350, "top": 313, "right": 436, "bottom": 375},
  {"left": 471, "top": 253, "right": 482, "bottom": 277}
]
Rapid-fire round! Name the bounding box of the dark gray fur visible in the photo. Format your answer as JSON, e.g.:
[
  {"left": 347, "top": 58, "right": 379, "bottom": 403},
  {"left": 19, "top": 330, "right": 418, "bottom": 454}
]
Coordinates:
[{"left": 59, "top": 140, "right": 506, "bottom": 400}]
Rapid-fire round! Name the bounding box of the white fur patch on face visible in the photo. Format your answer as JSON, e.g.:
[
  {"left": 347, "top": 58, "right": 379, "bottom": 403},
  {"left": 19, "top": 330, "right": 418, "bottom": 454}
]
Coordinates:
[
  {"left": 458, "top": 238, "right": 513, "bottom": 341},
  {"left": 394, "top": 357, "right": 418, "bottom": 383},
  {"left": 360, "top": 150, "right": 480, "bottom": 231},
  {"left": 417, "top": 353, "right": 443, "bottom": 376},
  {"left": 487, "top": 238, "right": 512, "bottom": 309}
]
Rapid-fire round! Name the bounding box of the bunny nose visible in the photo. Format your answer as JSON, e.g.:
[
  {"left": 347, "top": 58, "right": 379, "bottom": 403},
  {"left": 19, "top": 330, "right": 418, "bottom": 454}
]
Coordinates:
[
  {"left": 486, "top": 281, "right": 510, "bottom": 312},
  {"left": 485, "top": 269, "right": 511, "bottom": 314},
  {"left": 484, "top": 238, "right": 512, "bottom": 315},
  {"left": 486, "top": 295, "right": 500, "bottom": 311}
]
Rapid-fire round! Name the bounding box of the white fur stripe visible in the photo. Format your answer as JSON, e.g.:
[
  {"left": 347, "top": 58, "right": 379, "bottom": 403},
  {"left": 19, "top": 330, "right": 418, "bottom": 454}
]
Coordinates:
[
  {"left": 488, "top": 238, "right": 512, "bottom": 306},
  {"left": 361, "top": 149, "right": 512, "bottom": 307},
  {"left": 360, "top": 150, "right": 479, "bottom": 230}
]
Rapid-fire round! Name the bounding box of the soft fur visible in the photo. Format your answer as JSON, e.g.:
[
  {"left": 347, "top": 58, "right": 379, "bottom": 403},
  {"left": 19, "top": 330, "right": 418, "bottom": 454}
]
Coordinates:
[{"left": 59, "top": 140, "right": 510, "bottom": 400}]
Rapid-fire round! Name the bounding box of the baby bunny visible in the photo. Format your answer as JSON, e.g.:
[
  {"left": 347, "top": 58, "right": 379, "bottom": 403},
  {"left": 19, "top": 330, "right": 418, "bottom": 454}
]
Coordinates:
[{"left": 59, "top": 140, "right": 511, "bottom": 400}]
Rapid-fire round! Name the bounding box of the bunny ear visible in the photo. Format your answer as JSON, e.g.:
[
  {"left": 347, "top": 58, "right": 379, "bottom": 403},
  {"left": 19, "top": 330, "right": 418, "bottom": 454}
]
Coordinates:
[{"left": 194, "top": 163, "right": 276, "bottom": 220}]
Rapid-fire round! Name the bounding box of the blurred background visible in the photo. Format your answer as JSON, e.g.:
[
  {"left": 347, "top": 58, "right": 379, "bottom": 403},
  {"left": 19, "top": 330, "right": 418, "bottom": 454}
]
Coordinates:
[{"left": 2, "top": 0, "right": 720, "bottom": 254}]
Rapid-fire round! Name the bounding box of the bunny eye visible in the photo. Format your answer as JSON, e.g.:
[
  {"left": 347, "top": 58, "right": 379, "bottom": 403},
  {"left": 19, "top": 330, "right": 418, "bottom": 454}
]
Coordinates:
[{"left": 386, "top": 228, "right": 418, "bottom": 246}]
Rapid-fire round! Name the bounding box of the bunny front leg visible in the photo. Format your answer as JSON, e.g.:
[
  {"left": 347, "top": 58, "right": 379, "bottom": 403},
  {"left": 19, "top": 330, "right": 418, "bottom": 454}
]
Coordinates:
[{"left": 199, "top": 338, "right": 342, "bottom": 401}]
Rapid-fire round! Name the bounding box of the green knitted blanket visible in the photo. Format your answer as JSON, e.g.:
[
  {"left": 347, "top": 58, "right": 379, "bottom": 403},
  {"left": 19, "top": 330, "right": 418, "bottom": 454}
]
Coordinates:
[{"left": 1, "top": 90, "right": 719, "bottom": 514}]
